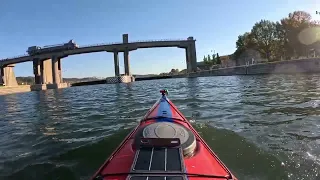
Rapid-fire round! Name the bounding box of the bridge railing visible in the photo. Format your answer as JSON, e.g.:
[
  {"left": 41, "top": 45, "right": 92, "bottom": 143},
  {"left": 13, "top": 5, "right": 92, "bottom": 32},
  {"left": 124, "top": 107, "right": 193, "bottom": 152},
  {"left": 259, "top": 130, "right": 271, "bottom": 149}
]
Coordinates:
[
  {"left": 0, "top": 54, "right": 29, "bottom": 61},
  {"left": 79, "top": 41, "right": 123, "bottom": 48},
  {"left": 79, "top": 39, "right": 187, "bottom": 48},
  {"left": 130, "top": 39, "right": 185, "bottom": 43}
]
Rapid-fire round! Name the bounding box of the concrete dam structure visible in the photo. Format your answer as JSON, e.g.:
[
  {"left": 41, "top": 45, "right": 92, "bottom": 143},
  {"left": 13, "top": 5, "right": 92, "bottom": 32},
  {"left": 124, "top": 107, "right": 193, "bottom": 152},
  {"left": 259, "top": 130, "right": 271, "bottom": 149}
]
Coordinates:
[{"left": 0, "top": 34, "right": 198, "bottom": 90}]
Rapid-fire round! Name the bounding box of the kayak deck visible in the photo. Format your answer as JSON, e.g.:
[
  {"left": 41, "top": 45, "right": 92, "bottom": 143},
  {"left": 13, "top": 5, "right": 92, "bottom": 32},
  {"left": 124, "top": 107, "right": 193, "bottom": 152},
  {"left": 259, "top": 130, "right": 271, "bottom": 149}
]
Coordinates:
[{"left": 92, "top": 91, "right": 237, "bottom": 180}]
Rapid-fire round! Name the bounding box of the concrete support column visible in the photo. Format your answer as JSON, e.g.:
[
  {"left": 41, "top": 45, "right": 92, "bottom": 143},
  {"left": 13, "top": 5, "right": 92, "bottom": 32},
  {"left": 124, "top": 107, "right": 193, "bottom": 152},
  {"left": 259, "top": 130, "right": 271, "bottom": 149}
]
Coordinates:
[
  {"left": 40, "top": 60, "right": 45, "bottom": 84},
  {"left": 122, "top": 34, "right": 131, "bottom": 76},
  {"left": 185, "top": 47, "right": 191, "bottom": 73},
  {"left": 42, "top": 59, "right": 53, "bottom": 84},
  {"left": 124, "top": 49, "right": 130, "bottom": 75},
  {"left": 186, "top": 37, "right": 197, "bottom": 73},
  {"left": 2, "top": 64, "right": 18, "bottom": 86},
  {"left": 52, "top": 56, "right": 61, "bottom": 84},
  {"left": 113, "top": 51, "right": 120, "bottom": 76},
  {"left": 190, "top": 41, "right": 197, "bottom": 72},
  {"left": 33, "top": 59, "right": 42, "bottom": 84},
  {"left": 58, "top": 59, "right": 63, "bottom": 83},
  {"left": 0, "top": 67, "right": 4, "bottom": 85}
]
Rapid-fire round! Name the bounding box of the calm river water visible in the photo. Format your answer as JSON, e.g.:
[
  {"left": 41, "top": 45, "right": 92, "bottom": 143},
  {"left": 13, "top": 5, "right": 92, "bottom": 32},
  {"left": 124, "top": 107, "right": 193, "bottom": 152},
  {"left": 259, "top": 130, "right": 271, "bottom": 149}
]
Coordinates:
[{"left": 0, "top": 75, "right": 319, "bottom": 180}]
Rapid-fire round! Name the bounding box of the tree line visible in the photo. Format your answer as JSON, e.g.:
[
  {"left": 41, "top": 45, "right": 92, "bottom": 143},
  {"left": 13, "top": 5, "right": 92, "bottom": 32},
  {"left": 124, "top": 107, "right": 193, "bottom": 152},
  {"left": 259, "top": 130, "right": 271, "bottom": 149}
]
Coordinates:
[
  {"left": 202, "top": 53, "right": 221, "bottom": 65},
  {"left": 232, "top": 11, "right": 320, "bottom": 64}
]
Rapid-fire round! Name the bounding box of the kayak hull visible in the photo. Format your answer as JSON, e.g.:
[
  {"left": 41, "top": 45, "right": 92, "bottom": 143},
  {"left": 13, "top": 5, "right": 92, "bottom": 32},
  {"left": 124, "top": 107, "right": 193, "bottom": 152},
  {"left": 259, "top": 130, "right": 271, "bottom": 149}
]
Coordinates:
[{"left": 91, "top": 94, "right": 237, "bottom": 180}]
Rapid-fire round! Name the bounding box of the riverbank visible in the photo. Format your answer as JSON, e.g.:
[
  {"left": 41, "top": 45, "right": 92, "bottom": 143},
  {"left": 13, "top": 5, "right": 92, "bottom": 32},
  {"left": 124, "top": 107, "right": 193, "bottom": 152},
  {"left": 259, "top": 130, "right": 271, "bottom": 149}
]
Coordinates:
[
  {"left": 186, "top": 58, "right": 320, "bottom": 77},
  {"left": 55, "top": 58, "right": 320, "bottom": 87},
  {"left": 2, "top": 58, "right": 320, "bottom": 93},
  {"left": 0, "top": 85, "right": 31, "bottom": 96}
]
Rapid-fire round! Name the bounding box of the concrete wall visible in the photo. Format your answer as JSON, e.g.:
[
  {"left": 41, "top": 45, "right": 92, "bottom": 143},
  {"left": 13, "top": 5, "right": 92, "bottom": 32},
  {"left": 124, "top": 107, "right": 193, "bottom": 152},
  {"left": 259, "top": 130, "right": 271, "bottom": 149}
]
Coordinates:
[
  {"left": 189, "top": 58, "right": 320, "bottom": 77},
  {"left": 247, "top": 58, "right": 320, "bottom": 75},
  {"left": 189, "top": 66, "right": 247, "bottom": 77}
]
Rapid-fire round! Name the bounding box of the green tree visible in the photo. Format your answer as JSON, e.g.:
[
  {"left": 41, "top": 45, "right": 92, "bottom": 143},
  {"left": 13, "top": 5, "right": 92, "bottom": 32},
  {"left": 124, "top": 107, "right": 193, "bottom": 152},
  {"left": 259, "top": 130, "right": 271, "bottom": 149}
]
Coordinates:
[
  {"left": 203, "top": 55, "right": 208, "bottom": 64},
  {"left": 170, "top": 69, "right": 179, "bottom": 74},
  {"left": 250, "top": 19, "right": 278, "bottom": 60},
  {"left": 232, "top": 10, "right": 320, "bottom": 63},
  {"left": 233, "top": 32, "right": 258, "bottom": 65},
  {"left": 216, "top": 53, "right": 221, "bottom": 64},
  {"left": 207, "top": 54, "right": 211, "bottom": 62},
  {"left": 280, "top": 11, "right": 317, "bottom": 58},
  {"left": 271, "top": 21, "right": 296, "bottom": 60},
  {"left": 211, "top": 54, "right": 216, "bottom": 64}
]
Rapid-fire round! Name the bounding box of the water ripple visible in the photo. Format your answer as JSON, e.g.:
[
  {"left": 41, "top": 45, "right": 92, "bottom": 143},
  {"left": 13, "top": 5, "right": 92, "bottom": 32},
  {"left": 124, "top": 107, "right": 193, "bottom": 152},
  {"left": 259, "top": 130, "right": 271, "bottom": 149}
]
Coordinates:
[{"left": 0, "top": 75, "right": 320, "bottom": 180}]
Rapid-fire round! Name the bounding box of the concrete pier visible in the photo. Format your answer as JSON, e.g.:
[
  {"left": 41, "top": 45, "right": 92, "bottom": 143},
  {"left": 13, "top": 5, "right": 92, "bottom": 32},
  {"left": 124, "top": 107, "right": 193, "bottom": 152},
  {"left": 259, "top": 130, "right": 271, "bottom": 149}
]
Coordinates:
[
  {"left": 40, "top": 60, "right": 45, "bottom": 84},
  {"left": 0, "top": 67, "right": 4, "bottom": 85},
  {"left": 31, "top": 58, "right": 54, "bottom": 91},
  {"left": 41, "top": 59, "right": 53, "bottom": 84},
  {"left": 0, "top": 85, "right": 31, "bottom": 96},
  {"left": 0, "top": 64, "right": 18, "bottom": 87},
  {"left": 186, "top": 47, "right": 191, "bottom": 73},
  {"left": 124, "top": 49, "right": 130, "bottom": 75},
  {"left": 180, "top": 37, "right": 197, "bottom": 74},
  {"left": 123, "top": 34, "right": 131, "bottom": 75},
  {"left": 33, "top": 59, "right": 41, "bottom": 84},
  {"left": 30, "top": 84, "right": 47, "bottom": 91},
  {"left": 52, "top": 56, "right": 61, "bottom": 84},
  {"left": 106, "top": 75, "right": 135, "bottom": 84},
  {"left": 113, "top": 51, "right": 120, "bottom": 76},
  {"left": 46, "top": 83, "right": 70, "bottom": 89},
  {"left": 58, "top": 59, "right": 63, "bottom": 83},
  {"left": 30, "top": 57, "right": 68, "bottom": 91},
  {"left": 45, "top": 56, "right": 69, "bottom": 90},
  {"left": 189, "top": 39, "right": 197, "bottom": 72}
]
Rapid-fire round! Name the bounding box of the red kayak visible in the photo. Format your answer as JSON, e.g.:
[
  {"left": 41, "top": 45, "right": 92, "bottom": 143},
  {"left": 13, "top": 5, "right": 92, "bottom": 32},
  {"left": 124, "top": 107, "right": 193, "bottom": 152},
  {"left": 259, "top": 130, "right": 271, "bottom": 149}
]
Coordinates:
[{"left": 91, "top": 90, "right": 238, "bottom": 180}]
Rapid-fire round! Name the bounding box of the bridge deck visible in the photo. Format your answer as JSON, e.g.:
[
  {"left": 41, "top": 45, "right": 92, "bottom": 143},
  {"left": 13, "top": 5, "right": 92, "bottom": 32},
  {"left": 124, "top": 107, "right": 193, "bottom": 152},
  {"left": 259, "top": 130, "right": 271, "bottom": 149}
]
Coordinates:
[{"left": 0, "top": 39, "right": 194, "bottom": 66}]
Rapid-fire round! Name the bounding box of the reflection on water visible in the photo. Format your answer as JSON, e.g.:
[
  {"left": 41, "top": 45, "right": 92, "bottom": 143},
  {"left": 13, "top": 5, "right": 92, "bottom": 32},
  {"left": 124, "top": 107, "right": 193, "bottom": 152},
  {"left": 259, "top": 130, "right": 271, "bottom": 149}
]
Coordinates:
[
  {"left": 1, "top": 94, "right": 20, "bottom": 113},
  {"left": 0, "top": 74, "right": 319, "bottom": 180}
]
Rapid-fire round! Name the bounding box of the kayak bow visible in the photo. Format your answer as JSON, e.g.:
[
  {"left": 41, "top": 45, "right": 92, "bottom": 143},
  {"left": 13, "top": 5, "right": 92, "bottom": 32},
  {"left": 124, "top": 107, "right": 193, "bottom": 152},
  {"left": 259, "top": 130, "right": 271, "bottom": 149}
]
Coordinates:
[{"left": 91, "top": 90, "right": 238, "bottom": 180}]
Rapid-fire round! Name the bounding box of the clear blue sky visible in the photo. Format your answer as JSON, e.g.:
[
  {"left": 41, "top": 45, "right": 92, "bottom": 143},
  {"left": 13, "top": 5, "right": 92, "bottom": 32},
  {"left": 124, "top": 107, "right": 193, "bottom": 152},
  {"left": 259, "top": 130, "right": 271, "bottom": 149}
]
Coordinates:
[{"left": 0, "top": 0, "right": 319, "bottom": 78}]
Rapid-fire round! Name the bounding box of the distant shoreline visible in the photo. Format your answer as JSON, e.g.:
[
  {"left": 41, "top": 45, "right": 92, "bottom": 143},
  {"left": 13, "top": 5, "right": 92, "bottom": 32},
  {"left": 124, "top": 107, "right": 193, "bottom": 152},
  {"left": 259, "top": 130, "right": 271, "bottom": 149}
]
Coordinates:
[{"left": 2, "top": 57, "right": 320, "bottom": 96}]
